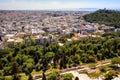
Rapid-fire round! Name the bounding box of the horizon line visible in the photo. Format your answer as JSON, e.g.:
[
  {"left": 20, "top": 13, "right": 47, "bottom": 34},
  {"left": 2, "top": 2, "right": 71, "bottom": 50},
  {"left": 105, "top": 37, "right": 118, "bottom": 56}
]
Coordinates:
[{"left": 0, "top": 8, "right": 120, "bottom": 12}]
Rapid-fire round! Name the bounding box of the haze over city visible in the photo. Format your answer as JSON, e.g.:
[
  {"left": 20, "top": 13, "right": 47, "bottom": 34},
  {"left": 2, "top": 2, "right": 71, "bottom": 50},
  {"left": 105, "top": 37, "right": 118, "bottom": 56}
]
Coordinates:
[
  {"left": 0, "top": 0, "right": 120, "bottom": 80},
  {"left": 0, "top": 0, "right": 120, "bottom": 10}
]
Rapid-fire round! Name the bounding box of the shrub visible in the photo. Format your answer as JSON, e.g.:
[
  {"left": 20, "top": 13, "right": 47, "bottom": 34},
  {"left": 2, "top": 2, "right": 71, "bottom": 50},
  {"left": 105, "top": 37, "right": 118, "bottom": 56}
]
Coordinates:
[{"left": 62, "top": 73, "right": 74, "bottom": 80}]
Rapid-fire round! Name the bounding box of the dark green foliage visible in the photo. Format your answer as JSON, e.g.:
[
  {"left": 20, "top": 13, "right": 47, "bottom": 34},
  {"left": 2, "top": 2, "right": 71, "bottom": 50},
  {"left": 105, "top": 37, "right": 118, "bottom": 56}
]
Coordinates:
[
  {"left": 62, "top": 73, "right": 74, "bottom": 80},
  {"left": 112, "top": 57, "right": 120, "bottom": 65},
  {"left": 3, "top": 67, "right": 11, "bottom": 76},
  {"left": 84, "top": 9, "right": 120, "bottom": 28},
  {"left": 0, "top": 76, "right": 5, "bottom": 80},
  {"left": 99, "top": 66, "right": 107, "bottom": 72},
  {"left": 1, "top": 31, "right": 120, "bottom": 78},
  {"left": 23, "top": 62, "right": 33, "bottom": 75},
  {"left": 0, "top": 76, "right": 12, "bottom": 80},
  {"left": 104, "top": 70, "right": 118, "bottom": 80},
  {"left": 11, "top": 60, "right": 20, "bottom": 80},
  {"left": 12, "top": 75, "right": 20, "bottom": 80},
  {"left": 28, "top": 74, "right": 33, "bottom": 80},
  {"left": 11, "top": 60, "right": 19, "bottom": 75},
  {"left": 47, "top": 70, "right": 60, "bottom": 80},
  {"left": 72, "top": 54, "right": 80, "bottom": 64}
]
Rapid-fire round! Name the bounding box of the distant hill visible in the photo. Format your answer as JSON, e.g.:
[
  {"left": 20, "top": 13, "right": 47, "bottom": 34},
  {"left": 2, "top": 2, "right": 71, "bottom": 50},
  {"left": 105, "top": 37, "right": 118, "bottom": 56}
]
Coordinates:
[{"left": 83, "top": 9, "right": 120, "bottom": 28}]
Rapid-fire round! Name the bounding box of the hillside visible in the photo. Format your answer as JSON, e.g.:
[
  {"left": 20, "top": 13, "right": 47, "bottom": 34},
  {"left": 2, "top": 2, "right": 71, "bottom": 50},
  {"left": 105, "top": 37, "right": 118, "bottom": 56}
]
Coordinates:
[{"left": 83, "top": 9, "right": 120, "bottom": 28}]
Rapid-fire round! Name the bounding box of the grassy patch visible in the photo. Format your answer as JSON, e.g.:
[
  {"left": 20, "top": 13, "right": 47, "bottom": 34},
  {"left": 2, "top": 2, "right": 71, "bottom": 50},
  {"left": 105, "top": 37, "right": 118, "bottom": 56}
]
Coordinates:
[
  {"left": 78, "top": 70, "right": 87, "bottom": 74},
  {"left": 88, "top": 72, "right": 102, "bottom": 78},
  {"left": 20, "top": 76, "right": 28, "bottom": 80},
  {"left": 0, "top": 76, "right": 12, "bottom": 80},
  {"left": 31, "top": 70, "right": 43, "bottom": 75},
  {"left": 89, "top": 64, "right": 96, "bottom": 69}
]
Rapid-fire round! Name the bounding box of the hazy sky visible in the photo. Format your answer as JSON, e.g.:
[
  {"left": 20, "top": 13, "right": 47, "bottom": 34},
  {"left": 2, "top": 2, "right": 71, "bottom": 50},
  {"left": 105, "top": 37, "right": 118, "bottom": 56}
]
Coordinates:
[{"left": 0, "top": 0, "right": 120, "bottom": 10}]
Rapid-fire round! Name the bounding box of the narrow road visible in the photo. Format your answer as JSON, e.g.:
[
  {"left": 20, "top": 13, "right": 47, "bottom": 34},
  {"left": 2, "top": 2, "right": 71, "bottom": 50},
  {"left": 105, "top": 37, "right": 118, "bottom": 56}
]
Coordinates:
[
  {"left": 61, "top": 70, "right": 91, "bottom": 80},
  {"left": 34, "top": 61, "right": 111, "bottom": 80}
]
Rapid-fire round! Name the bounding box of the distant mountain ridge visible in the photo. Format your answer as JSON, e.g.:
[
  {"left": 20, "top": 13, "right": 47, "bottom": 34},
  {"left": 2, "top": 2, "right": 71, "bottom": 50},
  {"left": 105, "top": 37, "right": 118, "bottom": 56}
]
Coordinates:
[{"left": 38, "top": 8, "right": 120, "bottom": 11}]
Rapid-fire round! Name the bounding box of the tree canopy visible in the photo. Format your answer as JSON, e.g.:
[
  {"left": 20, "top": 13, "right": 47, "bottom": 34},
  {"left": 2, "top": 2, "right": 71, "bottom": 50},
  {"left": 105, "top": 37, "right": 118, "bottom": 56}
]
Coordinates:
[{"left": 84, "top": 9, "right": 120, "bottom": 28}]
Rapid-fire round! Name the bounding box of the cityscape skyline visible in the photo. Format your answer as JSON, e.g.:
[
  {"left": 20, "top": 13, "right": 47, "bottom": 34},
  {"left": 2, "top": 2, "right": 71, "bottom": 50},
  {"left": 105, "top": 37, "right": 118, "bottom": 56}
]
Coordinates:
[{"left": 0, "top": 0, "right": 120, "bottom": 10}]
